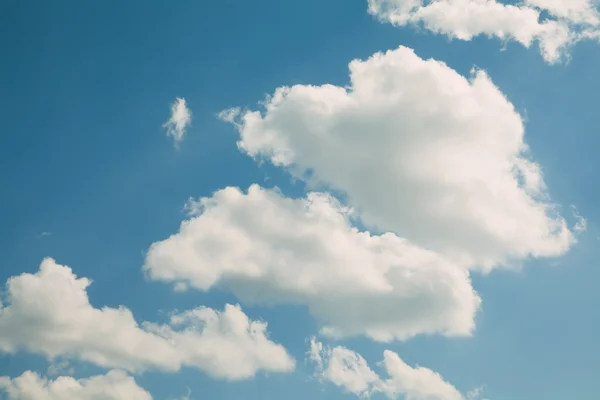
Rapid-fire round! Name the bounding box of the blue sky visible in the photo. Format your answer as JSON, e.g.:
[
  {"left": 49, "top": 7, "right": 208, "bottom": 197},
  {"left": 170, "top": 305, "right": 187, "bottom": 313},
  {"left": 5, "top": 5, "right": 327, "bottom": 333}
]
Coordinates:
[{"left": 1, "top": 0, "right": 599, "bottom": 399}]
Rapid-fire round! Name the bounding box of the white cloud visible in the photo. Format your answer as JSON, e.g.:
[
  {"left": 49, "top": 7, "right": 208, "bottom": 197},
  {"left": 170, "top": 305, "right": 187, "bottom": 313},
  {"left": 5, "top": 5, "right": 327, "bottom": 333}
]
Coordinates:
[
  {"left": 466, "top": 386, "right": 489, "bottom": 400},
  {"left": 309, "top": 338, "right": 464, "bottom": 400},
  {"left": 220, "top": 46, "right": 578, "bottom": 272},
  {"left": 367, "top": 0, "right": 600, "bottom": 62},
  {"left": 163, "top": 97, "right": 192, "bottom": 145},
  {"left": 0, "top": 258, "right": 294, "bottom": 380},
  {"left": 46, "top": 360, "right": 74, "bottom": 377},
  {"left": 524, "top": 0, "right": 600, "bottom": 24},
  {"left": 169, "top": 387, "right": 192, "bottom": 400},
  {"left": 0, "top": 370, "right": 151, "bottom": 400},
  {"left": 144, "top": 185, "right": 480, "bottom": 342},
  {"left": 571, "top": 205, "right": 587, "bottom": 233},
  {"left": 145, "top": 304, "right": 295, "bottom": 380}
]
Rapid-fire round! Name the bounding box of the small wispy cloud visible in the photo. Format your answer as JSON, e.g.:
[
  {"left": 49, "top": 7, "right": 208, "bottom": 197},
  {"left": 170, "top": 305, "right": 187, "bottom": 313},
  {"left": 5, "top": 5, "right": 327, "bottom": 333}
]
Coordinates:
[
  {"left": 467, "top": 386, "right": 489, "bottom": 400},
  {"left": 571, "top": 205, "right": 587, "bottom": 233},
  {"left": 169, "top": 387, "right": 192, "bottom": 400},
  {"left": 39, "top": 232, "right": 51, "bottom": 238},
  {"left": 46, "top": 360, "right": 74, "bottom": 377},
  {"left": 217, "top": 107, "right": 240, "bottom": 124},
  {"left": 163, "top": 97, "right": 192, "bottom": 146}
]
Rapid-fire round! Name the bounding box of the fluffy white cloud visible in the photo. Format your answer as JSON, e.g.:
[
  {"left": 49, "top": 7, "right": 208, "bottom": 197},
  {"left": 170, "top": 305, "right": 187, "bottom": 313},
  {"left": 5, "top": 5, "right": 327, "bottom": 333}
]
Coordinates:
[
  {"left": 0, "top": 258, "right": 294, "bottom": 380},
  {"left": 0, "top": 370, "right": 151, "bottom": 400},
  {"left": 220, "top": 45, "right": 579, "bottom": 272},
  {"left": 144, "top": 304, "right": 295, "bottom": 380},
  {"left": 524, "top": 0, "right": 599, "bottom": 24},
  {"left": 163, "top": 97, "right": 192, "bottom": 145},
  {"left": 144, "top": 185, "right": 480, "bottom": 342},
  {"left": 367, "top": 0, "right": 599, "bottom": 62},
  {"left": 309, "top": 338, "right": 464, "bottom": 400}
]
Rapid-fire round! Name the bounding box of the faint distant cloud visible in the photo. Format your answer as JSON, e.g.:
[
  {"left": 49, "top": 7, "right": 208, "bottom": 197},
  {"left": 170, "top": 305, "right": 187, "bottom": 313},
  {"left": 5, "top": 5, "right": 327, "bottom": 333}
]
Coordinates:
[
  {"left": 173, "top": 282, "right": 189, "bottom": 293},
  {"left": 46, "top": 360, "right": 74, "bottom": 376},
  {"left": 467, "top": 386, "right": 489, "bottom": 400},
  {"left": 217, "top": 107, "right": 240, "bottom": 124},
  {"left": 169, "top": 387, "right": 192, "bottom": 400},
  {"left": 39, "top": 232, "right": 52, "bottom": 238},
  {"left": 571, "top": 205, "right": 587, "bottom": 233},
  {"left": 163, "top": 97, "right": 192, "bottom": 146}
]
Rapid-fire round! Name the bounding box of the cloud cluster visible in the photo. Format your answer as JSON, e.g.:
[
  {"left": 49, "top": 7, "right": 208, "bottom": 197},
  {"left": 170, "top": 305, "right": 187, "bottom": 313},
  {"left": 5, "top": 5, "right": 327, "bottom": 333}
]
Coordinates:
[
  {"left": 163, "top": 97, "right": 192, "bottom": 145},
  {"left": 146, "top": 45, "right": 581, "bottom": 348},
  {"left": 144, "top": 185, "right": 480, "bottom": 342},
  {"left": 0, "top": 258, "right": 295, "bottom": 380},
  {"left": 309, "top": 338, "right": 464, "bottom": 400},
  {"left": 221, "top": 45, "right": 579, "bottom": 272},
  {"left": 367, "top": 0, "right": 600, "bottom": 62},
  {"left": 0, "top": 370, "right": 151, "bottom": 400}
]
